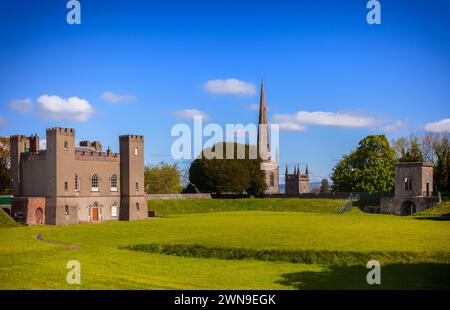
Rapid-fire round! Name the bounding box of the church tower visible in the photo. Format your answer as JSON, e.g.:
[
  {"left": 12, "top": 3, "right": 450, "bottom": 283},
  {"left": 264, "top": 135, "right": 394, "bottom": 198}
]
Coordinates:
[{"left": 257, "top": 79, "right": 279, "bottom": 194}]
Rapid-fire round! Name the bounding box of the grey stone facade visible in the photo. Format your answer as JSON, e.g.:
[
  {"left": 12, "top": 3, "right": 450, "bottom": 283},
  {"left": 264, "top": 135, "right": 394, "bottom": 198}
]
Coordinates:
[
  {"left": 284, "top": 164, "right": 310, "bottom": 194},
  {"left": 379, "top": 162, "right": 439, "bottom": 216}
]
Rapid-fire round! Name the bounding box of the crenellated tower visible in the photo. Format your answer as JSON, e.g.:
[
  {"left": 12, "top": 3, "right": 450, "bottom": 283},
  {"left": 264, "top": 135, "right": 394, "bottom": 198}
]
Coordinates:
[{"left": 119, "top": 134, "right": 147, "bottom": 220}]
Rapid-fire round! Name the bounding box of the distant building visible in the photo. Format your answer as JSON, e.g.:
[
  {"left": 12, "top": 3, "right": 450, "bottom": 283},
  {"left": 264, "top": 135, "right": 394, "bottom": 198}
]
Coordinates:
[
  {"left": 10, "top": 127, "right": 147, "bottom": 225},
  {"left": 284, "top": 164, "right": 310, "bottom": 194},
  {"left": 257, "top": 79, "right": 279, "bottom": 194},
  {"left": 379, "top": 162, "right": 439, "bottom": 215}
]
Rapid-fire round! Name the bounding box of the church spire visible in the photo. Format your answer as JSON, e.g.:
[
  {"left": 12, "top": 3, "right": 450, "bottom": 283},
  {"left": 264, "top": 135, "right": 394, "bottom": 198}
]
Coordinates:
[
  {"left": 285, "top": 163, "right": 288, "bottom": 176},
  {"left": 257, "top": 78, "right": 270, "bottom": 160},
  {"left": 305, "top": 164, "right": 309, "bottom": 175},
  {"left": 258, "top": 78, "right": 267, "bottom": 125},
  {"left": 297, "top": 164, "right": 300, "bottom": 177}
]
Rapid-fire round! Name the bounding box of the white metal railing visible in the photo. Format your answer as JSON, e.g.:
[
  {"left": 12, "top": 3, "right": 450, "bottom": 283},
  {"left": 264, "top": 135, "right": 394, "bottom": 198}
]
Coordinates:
[{"left": 336, "top": 193, "right": 360, "bottom": 214}]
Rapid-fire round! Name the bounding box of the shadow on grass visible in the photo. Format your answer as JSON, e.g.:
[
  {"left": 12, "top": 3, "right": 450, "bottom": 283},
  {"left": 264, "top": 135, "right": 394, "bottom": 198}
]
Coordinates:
[
  {"left": 414, "top": 213, "right": 450, "bottom": 221},
  {"left": 276, "top": 263, "right": 450, "bottom": 290}
]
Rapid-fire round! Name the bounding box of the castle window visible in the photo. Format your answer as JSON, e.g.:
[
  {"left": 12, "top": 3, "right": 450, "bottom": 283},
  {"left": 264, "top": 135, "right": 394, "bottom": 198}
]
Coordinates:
[
  {"left": 91, "top": 174, "right": 99, "bottom": 192},
  {"left": 75, "top": 174, "right": 79, "bottom": 192},
  {"left": 136, "top": 202, "right": 140, "bottom": 211},
  {"left": 270, "top": 173, "right": 275, "bottom": 187},
  {"left": 111, "top": 202, "right": 118, "bottom": 217},
  {"left": 404, "top": 177, "right": 413, "bottom": 191},
  {"left": 65, "top": 205, "right": 69, "bottom": 215},
  {"left": 64, "top": 141, "right": 68, "bottom": 151},
  {"left": 134, "top": 147, "right": 138, "bottom": 156},
  {"left": 64, "top": 182, "right": 68, "bottom": 192},
  {"left": 110, "top": 174, "right": 118, "bottom": 192},
  {"left": 135, "top": 182, "right": 139, "bottom": 192}
]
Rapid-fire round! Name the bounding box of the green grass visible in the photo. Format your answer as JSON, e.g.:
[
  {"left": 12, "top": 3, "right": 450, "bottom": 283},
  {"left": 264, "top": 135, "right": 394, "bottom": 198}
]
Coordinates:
[
  {"left": 0, "top": 199, "right": 449, "bottom": 290},
  {"left": 0, "top": 208, "right": 19, "bottom": 227},
  {"left": 148, "top": 198, "right": 347, "bottom": 216}
]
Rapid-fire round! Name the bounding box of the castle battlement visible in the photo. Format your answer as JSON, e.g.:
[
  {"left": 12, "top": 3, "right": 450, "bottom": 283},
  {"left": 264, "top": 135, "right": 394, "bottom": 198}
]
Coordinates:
[
  {"left": 75, "top": 150, "right": 120, "bottom": 161},
  {"left": 119, "top": 134, "right": 144, "bottom": 142},
  {"left": 10, "top": 135, "right": 28, "bottom": 142},
  {"left": 46, "top": 127, "right": 75, "bottom": 136}
]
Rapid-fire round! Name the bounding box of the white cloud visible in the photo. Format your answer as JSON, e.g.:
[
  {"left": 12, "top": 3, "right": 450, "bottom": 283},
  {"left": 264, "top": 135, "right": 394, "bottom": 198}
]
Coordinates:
[
  {"left": 9, "top": 98, "right": 34, "bottom": 113},
  {"left": 272, "top": 111, "right": 379, "bottom": 131},
  {"left": 380, "top": 120, "right": 407, "bottom": 134},
  {"left": 100, "top": 92, "right": 137, "bottom": 103},
  {"left": 37, "top": 95, "right": 94, "bottom": 122},
  {"left": 203, "top": 78, "right": 256, "bottom": 95},
  {"left": 172, "top": 109, "right": 210, "bottom": 121},
  {"left": 425, "top": 118, "right": 450, "bottom": 133}
]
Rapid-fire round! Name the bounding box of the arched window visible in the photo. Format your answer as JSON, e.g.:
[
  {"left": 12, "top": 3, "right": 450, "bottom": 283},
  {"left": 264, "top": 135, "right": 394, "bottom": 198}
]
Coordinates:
[
  {"left": 64, "top": 141, "right": 68, "bottom": 151},
  {"left": 91, "top": 174, "right": 99, "bottom": 192},
  {"left": 110, "top": 174, "right": 118, "bottom": 191},
  {"left": 75, "top": 174, "right": 80, "bottom": 191},
  {"left": 111, "top": 202, "right": 118, "bottom": 217},
  {"left": 404, "top": 177, "right": 412, "bottom": 191},
  {"left": 136, "top": 202, "right": 140, "bottom": 212},
  {"left": 270, "top": 172, "right": 275, "bottom": 187},
  {"left": 134, "top": 147, "right": 138, "bottom": 156},
  {"left": 135, "top": 182, "right": 139, "bottom": 192}
]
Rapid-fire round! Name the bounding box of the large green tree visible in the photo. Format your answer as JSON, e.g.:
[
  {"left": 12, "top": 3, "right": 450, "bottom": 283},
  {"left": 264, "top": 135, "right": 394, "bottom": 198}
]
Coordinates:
[
  {"left": 392, "top": 134, "right": 424, "bottom": 162},
  {"left": 331, "top": 135, "right": 396, "bottom": 192},
  {"left": 144, "top": 162, "right": 182, "bottom": 194},
  {"left": 0, "top": 137, "right": 10, "bottom": 195},
  {"left": 392, "top": 132, "right": 450, "bottom": 192},
  {"left": 434, "top": 136, "right": 450, "bottom": 192},
  {"left": 189, "top": 142, "right": 266, "bottom": 194}
]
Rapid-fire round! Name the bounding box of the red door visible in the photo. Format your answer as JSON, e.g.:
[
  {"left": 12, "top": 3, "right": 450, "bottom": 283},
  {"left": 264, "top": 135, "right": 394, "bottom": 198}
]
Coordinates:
[
  {"left": 36, "top": 208, "right": 43, "bottom": 225},
  {"left": 92, "top": 207, "right": 99, "bottom": 222}
]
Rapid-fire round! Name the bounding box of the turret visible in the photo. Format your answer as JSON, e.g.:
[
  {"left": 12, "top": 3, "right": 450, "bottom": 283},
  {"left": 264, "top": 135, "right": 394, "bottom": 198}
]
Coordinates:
[{"left": 119, "top": 134, "right": 147, "bottom": 220}]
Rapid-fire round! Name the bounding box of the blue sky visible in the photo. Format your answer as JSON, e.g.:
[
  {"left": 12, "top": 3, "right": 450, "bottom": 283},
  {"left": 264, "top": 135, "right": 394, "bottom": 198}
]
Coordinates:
[{"left": 1, "top": 0, "right": 449, "bottom": 182}]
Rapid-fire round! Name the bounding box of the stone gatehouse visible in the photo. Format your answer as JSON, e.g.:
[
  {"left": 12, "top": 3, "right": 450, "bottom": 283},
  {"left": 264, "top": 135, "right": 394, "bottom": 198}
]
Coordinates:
[{"left": 380, "top": 162, "right": 439, "bottom": 216}]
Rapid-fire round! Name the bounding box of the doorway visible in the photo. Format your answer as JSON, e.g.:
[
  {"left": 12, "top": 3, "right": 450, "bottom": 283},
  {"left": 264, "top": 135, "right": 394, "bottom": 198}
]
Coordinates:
[
  {"left": 401, "top": 201, "right": 416, "bottom": 216},
  {"left": 92, "top": 207, "right": 99, "bottom": 222},
  {"left": 35, "top": 208, "right": 43, "bottom": 225}
]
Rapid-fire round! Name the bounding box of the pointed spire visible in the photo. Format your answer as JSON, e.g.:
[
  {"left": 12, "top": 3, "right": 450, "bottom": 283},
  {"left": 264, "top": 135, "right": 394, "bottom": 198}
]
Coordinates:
[
  {"left": 285, "top": 164, "right": 288, "bottom": 176},
  {"left": 305, "top": 164, "right": 309, "bottom": 175},
  {"left": 258, "top": 78, "right": 267, "bottom": 125},
  {"left": 297, "top": 164, "right": 300, "bottom": 177},
  {"left": 257, "top": 78, "right": 270, "bottom": 160}
]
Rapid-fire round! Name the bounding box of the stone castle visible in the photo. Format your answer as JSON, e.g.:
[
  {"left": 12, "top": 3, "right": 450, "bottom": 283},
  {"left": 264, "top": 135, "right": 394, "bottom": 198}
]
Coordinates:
[{"left": 10, "top": 128, "right": 147, "bottom": 225}]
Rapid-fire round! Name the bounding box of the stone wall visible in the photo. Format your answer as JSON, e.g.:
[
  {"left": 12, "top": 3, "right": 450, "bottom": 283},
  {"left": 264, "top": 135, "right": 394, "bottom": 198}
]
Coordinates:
[
  {"left": 11, "top": 197, "right": 46, "bottom": 225},
  {"left": 147, "top": 193, "right": 212, "bottom": 200},
  {"left": 380, "top": 196, "right": 439, "bottom": 216}
]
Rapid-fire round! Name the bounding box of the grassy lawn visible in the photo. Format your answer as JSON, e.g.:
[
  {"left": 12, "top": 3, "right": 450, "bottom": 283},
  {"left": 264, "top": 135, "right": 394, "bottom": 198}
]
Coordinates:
[
  {"left": 148, "top": 198, "right": 347, "bottom": 216},
  {"left": 0, "top": 199, "right": 449, "bottom": 289}
]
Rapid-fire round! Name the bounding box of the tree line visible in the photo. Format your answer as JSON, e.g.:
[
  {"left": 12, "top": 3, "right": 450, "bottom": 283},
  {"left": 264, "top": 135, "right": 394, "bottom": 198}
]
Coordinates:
[{"left": 330, "top": 133, "right": 450, "bottom": 193}]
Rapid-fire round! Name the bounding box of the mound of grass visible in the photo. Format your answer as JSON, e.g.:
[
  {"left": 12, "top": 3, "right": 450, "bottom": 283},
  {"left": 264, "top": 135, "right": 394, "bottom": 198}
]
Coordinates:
[
  {"left": 0, "top": 209, "right": 19, "bottom": 227},
  {"left": 413, "top": 201, "right": 450, "bottom": 220},
  {"left": 124, "top": 243, "right": 450, "bottom": 266},
  {"left": 148, "top": 198, "right": 348, "bottom": 216}
]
